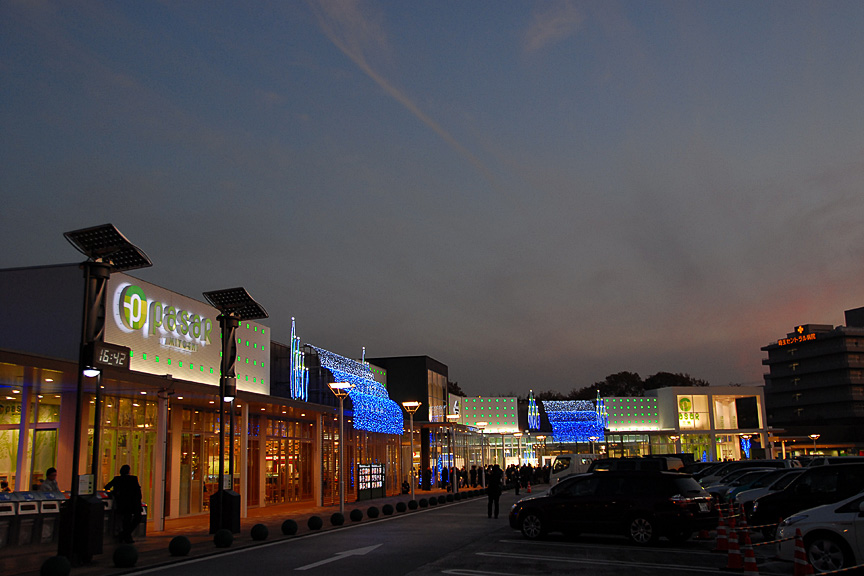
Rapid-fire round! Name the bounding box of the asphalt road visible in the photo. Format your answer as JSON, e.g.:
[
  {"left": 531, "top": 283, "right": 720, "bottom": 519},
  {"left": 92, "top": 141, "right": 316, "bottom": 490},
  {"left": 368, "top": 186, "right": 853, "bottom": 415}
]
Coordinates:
[{"left": 130, "top": 492, "right": 794, "bottom": 576}]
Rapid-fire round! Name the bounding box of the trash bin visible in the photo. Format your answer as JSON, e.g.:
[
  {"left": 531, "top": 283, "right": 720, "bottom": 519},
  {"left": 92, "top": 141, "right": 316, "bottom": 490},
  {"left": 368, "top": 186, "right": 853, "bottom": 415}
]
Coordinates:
[
  {"left": 15, "top": 491, "right": 43, "bottom": 546},
  {"left": 95, "top": 490, "right": 115, "bottom": 538},
  {"left": 209, "top": 490, "right": 241, "bottom": 534},
  {"left": 0, "top": 493, "right": 17, "bottom": 548},
  {"left": 134, "top": 502, "right": 147, "bottom": 538},
  {"left": 58, "top": 494, "right": 104, "bottom": 563},
  {"left": 39, "top": 491, "right": 66, "bottom": 544}
]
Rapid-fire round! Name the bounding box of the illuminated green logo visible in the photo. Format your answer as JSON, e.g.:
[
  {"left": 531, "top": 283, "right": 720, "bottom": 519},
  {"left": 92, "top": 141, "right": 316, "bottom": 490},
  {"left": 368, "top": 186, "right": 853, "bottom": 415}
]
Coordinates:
[
  {"left": 678, "top": 397, "right": 692, "bottom": 412},
  {"left": 119, "top": 285, "right": 148, "bottom": 330},
  {"left": 115, "top": 283, "right": 213, "bottom": 346}
]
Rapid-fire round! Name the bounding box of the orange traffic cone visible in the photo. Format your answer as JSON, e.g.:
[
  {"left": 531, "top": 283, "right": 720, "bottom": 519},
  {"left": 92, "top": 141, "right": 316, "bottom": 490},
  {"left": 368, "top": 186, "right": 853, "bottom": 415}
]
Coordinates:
[
  {"left": 742, "top": 531, "right": 759, "bottom": 575},
  {"left": 793, "top": 529, "right": 814, "bottom": 576},
  {"left": 737, "top": 503, "right": 749, "bottom": 531},
  {"left": 527, "top": 482, "right": 531, "bottom": 493},
  {"left": 726, "top": 526, "right": 743, "bottom": 571},
  {"left": 714, "top": 512, "right": 729, "bottom": 553}
]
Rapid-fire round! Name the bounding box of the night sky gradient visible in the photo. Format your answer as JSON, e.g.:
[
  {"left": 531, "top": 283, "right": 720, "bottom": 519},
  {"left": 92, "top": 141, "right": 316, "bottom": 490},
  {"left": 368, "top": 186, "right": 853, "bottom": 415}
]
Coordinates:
[{"left": 2, "top": 1, "right": 864, "bottom": 395}]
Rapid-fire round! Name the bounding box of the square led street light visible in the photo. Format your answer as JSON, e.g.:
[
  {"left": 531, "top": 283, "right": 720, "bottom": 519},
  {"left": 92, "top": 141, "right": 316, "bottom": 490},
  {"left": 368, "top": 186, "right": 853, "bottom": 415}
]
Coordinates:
[
  {"left": 203, "top": 287, "right": 269, "bottom": 320},
  {"left": 63, "top": 223, "right": 152, "bottom": 271}
]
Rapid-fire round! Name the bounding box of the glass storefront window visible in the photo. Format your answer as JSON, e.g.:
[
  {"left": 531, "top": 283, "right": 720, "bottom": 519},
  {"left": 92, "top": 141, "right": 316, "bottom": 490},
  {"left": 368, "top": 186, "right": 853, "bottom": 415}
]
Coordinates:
[
  {"left": 0, "top": 430, "right": 19, "bottom": 490},
  {"left": 677, "top": 395, "right": 710, "bottom": 431},
  {"left": 713, "top": 397, "right": 738, "bottom": 430}
]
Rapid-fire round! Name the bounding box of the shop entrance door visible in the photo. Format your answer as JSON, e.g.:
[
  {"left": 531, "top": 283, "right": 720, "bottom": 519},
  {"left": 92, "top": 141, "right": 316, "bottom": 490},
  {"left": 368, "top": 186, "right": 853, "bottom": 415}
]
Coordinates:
[{"left": 179, "top": 432, "right": 219, "bottom": 515}]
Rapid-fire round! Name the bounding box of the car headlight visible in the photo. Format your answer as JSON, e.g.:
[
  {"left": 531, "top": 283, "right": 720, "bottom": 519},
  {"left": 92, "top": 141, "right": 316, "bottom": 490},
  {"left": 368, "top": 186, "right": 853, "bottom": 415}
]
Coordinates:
[{"left": 779, "top": 514, "right": 808, "bottom": 528}]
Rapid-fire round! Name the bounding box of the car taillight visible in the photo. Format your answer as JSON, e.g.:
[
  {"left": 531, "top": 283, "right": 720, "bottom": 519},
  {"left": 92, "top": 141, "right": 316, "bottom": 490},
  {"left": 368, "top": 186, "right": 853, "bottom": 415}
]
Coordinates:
[{"left": 669, "top": 494, "right": 708, "bottom": 508}]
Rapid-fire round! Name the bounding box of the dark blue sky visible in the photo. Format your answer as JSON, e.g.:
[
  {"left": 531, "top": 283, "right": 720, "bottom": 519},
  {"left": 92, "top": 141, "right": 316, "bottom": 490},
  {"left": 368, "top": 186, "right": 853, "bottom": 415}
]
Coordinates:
[{"left": 2, "top": 1, "right": 864, "bottom": 395}]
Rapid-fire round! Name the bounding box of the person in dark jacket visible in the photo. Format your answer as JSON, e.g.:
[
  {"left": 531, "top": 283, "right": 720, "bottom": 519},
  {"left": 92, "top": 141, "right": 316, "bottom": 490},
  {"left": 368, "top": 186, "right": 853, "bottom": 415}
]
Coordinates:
[
  {"left": 486, "top": 464, "right": 504, "bottom": 519},
  {"left": 105, "top": 464, "right": 143, "bottom": 543}
]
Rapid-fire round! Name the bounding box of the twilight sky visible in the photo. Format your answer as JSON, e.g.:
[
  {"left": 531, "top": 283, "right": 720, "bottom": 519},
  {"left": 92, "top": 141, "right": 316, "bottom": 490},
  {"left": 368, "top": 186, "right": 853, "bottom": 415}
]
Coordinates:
[{"left": 2, "top": 1, "right": 864, "bottom": 396}]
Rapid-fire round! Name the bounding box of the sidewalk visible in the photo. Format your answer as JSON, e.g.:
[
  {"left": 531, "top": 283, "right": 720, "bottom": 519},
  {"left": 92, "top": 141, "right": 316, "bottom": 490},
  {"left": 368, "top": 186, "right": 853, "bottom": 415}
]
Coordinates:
[{"left": 1, "top": 487, "right": 490, "bottom": 576}]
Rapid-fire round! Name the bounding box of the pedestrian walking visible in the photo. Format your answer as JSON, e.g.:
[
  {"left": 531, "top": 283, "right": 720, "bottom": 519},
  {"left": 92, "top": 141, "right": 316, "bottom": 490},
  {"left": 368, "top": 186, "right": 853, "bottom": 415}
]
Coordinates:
[
  {"left": 486, "top": 464, "right": 503, "bottom": 518},
  {"left": 105, "top": 464, "right": 143, "bottom": 543}
]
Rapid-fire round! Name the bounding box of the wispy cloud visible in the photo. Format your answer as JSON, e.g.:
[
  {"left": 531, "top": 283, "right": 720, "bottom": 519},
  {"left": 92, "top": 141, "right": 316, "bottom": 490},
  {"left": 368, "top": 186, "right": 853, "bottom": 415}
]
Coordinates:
[
  {"left": 307, "top": 0, "right": 496, "bottom": 183},
  {"left": 523, "top": 1, "right": 584, "bottom": 53}
]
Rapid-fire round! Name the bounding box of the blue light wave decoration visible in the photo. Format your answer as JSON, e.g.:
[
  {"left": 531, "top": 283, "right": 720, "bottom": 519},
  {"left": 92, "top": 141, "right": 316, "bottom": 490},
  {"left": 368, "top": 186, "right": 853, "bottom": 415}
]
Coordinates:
[
  {"left": 528, "top": 390, "right": 540, "bottom": 430},
  {"left": 289, "top": 318, "right": 309, "bottom": 401},
  {"left": 542, "top": 400, "right": 605, "bottom": 443},
  {"left": 311, "top": 345, "right": 404, "bottom": 435}
]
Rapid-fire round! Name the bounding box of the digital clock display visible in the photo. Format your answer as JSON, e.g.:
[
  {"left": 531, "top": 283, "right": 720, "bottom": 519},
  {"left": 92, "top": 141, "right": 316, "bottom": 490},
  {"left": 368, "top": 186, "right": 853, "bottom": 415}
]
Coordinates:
[{"left": 87, "top": 342, "right": 131, "bottom": 370}]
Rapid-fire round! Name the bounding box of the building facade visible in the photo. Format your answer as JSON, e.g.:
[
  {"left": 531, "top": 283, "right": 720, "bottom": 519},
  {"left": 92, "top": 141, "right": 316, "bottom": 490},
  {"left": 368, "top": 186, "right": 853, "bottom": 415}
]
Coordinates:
[
  {"left": 0, "top": 264, "right": 404, "bottom": 534},
  {"left": 539, "top": 386, "right": 771, "bottom": 462},
  {"left": 762, "top": 307, "right": 864, "bottom": 455}
]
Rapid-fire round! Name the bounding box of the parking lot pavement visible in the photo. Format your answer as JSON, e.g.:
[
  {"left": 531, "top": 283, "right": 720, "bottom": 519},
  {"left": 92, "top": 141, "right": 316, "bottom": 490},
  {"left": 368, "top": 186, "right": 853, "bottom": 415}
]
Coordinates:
[{"left": 1, "top": 487, "right": 470, "bottom": 576}]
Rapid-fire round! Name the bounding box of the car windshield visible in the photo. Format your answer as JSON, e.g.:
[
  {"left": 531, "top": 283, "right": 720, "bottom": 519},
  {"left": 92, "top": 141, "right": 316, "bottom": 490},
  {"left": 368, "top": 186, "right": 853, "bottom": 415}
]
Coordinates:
[
  {"left": 770, "top": 470, "right": 804, "bottom": 490},
  {"left": 750, "top": 469, "right": 789, "bottom": 488},
  {"left": 672, "top": 477, "right": 706, "bottom": 496},
  {"left": 719, "top": 468, "right": 762, "bottom": 483},
  {"left": 731, "top": 470, "right": 772, "bottom": 486}
]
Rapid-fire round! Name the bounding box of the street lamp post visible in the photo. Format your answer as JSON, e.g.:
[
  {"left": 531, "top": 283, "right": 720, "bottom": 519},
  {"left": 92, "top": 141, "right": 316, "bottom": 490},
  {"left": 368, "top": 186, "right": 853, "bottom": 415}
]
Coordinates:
[
  {"left": 329, "top": 382, "right": 355, "bottom": 515},
  {"left": 588, "top": 435, "right": 599, "bottom": 455},
  {"left": 809, "top": 433, "right": 821, "bottom": 456},
  {"left": 476, "top": 422, "right": 487, "bottom": 487},
  {"left": 513, "top": 432, "right": 523, "bottom": 466},
  {"left": 535, "top": 435, "right": 546, "bottom": 465},
  {"left": 203, "top": 287, "right": 268, "bottom": 534},
  {"left": 61, "top": 224, "right": 151, "bottom": 563},
  {"left": 447, "top": 413, "right": 459, "bottom": 493},
  {"left": 402, "top": 401, "right": 421, "bottom": 500}
]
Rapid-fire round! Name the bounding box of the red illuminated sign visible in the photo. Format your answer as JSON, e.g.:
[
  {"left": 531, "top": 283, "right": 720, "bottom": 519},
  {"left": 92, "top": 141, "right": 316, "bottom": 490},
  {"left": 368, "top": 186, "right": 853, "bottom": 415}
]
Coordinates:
[{"left": 778, "top": 333, "right": 816, "bottom": 346}]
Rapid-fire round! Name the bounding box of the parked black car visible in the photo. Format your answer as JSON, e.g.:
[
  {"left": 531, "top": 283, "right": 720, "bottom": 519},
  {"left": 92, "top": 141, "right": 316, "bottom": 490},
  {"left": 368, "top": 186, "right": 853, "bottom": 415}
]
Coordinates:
[
  {"left": 587, "top": 456, "right": 684, "bottom": 472},
  {"left": 508, "top": 470, "right": 718, "bottom": 545},
  {"left": 749, "top": 463, "right": 864, "bottom": 538}
]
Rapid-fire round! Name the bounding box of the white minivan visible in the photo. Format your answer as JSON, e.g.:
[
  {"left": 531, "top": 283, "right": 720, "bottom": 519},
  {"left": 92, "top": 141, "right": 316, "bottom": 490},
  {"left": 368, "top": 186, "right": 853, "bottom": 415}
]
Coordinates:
[{"left": 550, "top": 453, "right": 600, "bottom": 483}]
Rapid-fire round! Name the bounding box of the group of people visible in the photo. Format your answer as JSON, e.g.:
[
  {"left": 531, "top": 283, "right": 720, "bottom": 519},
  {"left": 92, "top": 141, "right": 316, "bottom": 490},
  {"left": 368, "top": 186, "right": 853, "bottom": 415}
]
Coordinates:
[{"left": 23, "top": 465, "right": 144, "bottom": 544}]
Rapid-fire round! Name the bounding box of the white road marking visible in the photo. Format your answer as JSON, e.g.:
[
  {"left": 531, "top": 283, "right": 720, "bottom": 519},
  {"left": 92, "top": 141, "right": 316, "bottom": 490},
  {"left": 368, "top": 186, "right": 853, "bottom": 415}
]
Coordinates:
[{"left": 294, "top": 544, "right": 382, "bottom": 571}]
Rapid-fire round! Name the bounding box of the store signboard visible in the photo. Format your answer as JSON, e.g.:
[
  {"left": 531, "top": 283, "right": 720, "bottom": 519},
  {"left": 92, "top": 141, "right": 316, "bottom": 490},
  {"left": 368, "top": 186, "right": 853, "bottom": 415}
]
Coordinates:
[
  {"left": 678, "top": 395, "right": 709, "bottom": 430},
  {"left": 105, "top": 273, "right": 269, "bottom": 394}
]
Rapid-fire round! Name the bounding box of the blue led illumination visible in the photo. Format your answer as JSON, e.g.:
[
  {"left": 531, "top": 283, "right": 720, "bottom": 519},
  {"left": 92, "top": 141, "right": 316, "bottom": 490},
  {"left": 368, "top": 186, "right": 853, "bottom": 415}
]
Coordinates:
[
  {"left": 740, "top": 436, "right": 752, "bottom": 459},
  {"left": 311, "top": 345, "right": 403, "bottom": 435},
  {"left": 528, "top": 390, "right": 540, "bottom": 430},
  {"left": 595, "top": 391, "right": 609, "bottom": 429},
  {"left": 542, "top": 400, "right": 605, "bottom": 443},
  {"left": 289, "top": 318, "right": 309, "bottom": 401}
]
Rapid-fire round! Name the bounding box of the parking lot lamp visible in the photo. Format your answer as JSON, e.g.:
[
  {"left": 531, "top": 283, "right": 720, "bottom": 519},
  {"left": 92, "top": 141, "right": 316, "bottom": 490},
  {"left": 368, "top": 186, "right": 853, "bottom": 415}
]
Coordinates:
[
  {"left": 329, "top": 382, "right": 355, "bottom": 514},
  {"left": 513, "top": 432, "right": 523, "bottom": 466},
  {"left": 535, "top": 435, "right": 546, "bottom": 464},
  {"left": 447, "top": 413, "right": 459, "bottom": 493},
  {"left": 203, "top": 287, "right": 268, "bottom": 533},
  {"left": 402, "top": 401, "right": 421, "bottom": 500},
  {"left": 61, "top": 224, "right": 151, "bottom": 562},
  {"left": 476, "top": 421, "right": 488, "bottom": 487},
  {"left": 809, "top": 433, "right": 821, "bottom": 455}
]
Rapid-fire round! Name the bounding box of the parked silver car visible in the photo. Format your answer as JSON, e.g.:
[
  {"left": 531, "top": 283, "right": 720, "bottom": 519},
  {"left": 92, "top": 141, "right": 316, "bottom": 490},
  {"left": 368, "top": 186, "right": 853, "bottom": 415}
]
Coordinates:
[{"left": 776, "top": 491, "right": 864, "bottom": 572}]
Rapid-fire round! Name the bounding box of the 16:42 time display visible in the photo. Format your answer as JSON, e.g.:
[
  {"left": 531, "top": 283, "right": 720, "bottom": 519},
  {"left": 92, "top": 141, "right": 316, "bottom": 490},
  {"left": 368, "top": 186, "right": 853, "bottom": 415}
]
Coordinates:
[{"left": 90, "top": 342, "right": 131, "bottom": 370}]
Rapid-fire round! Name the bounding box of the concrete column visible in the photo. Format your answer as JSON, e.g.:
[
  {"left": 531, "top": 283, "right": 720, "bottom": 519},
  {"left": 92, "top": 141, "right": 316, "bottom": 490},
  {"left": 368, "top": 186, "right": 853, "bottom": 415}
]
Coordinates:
[
  {"left": 314, "top": 413, "right": 323, "bottom": 507},
  {"left": 151, "top": 390, "right": 169, "bottom": 531},
  {"left": 15, "top": 374, "right": 33, "bottom": 491},
  {"left": 257, "top": 410, "right": 266, "bottom": 508},
  {"left": 238, "top": 402, "right": 248, "bottom": 516},
  {"left": 167, "top": 402, "right": 183, "bottom": 519}
]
